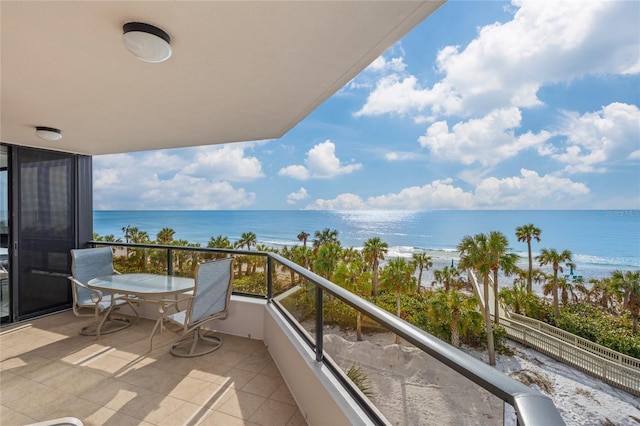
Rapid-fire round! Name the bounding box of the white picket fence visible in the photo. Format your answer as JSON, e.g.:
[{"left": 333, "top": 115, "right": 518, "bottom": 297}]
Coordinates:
[{"left": 467, "top": 271, "right": 640, "bottom": 396}]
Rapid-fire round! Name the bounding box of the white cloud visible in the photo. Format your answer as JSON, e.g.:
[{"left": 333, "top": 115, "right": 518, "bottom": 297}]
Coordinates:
[
  {"left": 356, "top": 1, "right": 640, "bottom": 119},
  {"left": 278, "top": 140, "right": 362, "bottom": 180},
  {"left": 549, "top": 103, "right": 640, "bottom": 174},
  {"left": 418, "top": 107, "right": 551, "bottom": 166},
  {"left": 365, "top": 55, "right": 407, "bottom": 74},
  {"left": 385, "top": 151, "right": 423, "bottom": 161},
  {"left": 304, "top": 193, "right": 366, "bottom": 210},
  {"left": 304, "top": 169, "right": 590, "bottom": 210},
  {"left": 93, "top": 147, "right": 258, "bottom": 209},
  {"left": 182, "top": 145, "right": 264, "bottom": 181},
  {"left": 286, "top": 187, "right": 310, "bottom": 205}
]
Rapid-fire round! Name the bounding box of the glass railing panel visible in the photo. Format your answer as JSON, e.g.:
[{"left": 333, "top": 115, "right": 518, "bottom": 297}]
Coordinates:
[
  {"left": 275, "top": 279, "right": 317, "bottom": 345},
  {"left": 232, "top": 254, "right": 267, "bottom": 296},
  {"left": 112, "top": 246, "right": 166, "bottom": 273},
  {"left": 169, "top": 248, "right": 204, "bottom": 277},
  {"left": 320, "top": 296, "right": 507, "bottom": 425},
  {"left": 270, "top": 258, "right": 306, "bottom": 298}
]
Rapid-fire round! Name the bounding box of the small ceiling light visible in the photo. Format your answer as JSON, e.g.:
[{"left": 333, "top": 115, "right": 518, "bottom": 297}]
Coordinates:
[
  {"left": 35, "top": 126, "right": 62, "bottom": 141},
  {"left": 122, "top": 22, "right": 172, "bottom": 63}
]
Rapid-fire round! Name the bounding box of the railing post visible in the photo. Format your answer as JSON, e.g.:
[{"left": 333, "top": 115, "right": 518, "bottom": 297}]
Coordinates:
[
  {"left": 266, "top": 257, "right": 273, "bottom": 301},
  {"left": 315, "top": 284, "right": 323, "bottom": 362},
  {"left": 167, "top": 248, "right": 174, "bottom": 275}
]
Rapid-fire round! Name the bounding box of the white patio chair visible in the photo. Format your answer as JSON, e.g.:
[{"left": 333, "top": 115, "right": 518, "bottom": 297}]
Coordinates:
[
  {"left": 165, "top": 257, "right": 234, "bottom": 357},
  {"left": 69, "top": 247, "right": 138, "bottom": 335}
]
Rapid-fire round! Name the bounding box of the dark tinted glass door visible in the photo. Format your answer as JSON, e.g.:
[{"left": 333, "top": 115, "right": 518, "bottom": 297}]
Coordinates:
[
  {"left": 17, "top": 148, "right": 74, "bottom": 318},
  {"left": 0, "top": 146, "right": 8, "bottom": 322}
]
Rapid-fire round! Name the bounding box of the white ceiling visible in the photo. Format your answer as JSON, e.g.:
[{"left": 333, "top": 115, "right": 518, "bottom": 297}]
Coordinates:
[{"left": 1, "top": 1, "right": 444, "bottom": 156}]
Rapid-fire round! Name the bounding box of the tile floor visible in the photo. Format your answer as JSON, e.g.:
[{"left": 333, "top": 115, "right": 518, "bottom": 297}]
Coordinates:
[{"left": 0, "top": 311, "right": 306, "bottom": 426}]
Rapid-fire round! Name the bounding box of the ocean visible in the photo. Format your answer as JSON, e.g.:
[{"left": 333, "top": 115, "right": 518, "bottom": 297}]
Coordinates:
[{"left": 94, "top": 210, "right": 639, "bottom": 282}]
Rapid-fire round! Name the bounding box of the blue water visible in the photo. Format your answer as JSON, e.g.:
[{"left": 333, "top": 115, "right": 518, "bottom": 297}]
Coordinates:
[{"left": 94, "top": 210, "right": 639, "bottom": 280}]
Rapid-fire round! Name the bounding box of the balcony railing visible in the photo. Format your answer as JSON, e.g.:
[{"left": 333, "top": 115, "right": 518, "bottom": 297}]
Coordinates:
[{"left": 90, "top": 241, "right": 564, "bottom": 425}]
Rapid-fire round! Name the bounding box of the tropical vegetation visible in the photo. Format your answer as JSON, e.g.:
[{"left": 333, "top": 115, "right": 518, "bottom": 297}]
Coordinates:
[{"left": 93, "top": 222, "right": 640, "bottom": 361}]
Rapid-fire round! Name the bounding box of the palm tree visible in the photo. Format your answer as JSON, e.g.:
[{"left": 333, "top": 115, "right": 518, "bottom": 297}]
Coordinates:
[
  {"left": 334, "top": 257, "right": 371, "bottom": 341},
  {"left": 515, "top": 224, "right": 541, "bottom": 292},
  {"left": 313, "top": 242, "right": 342, "bottom": 281},
  {"left": 297, "top": 231, "right": 310, "bottom": 248},
  {"left": 411, "top": 252, "right": 432, "bottom": 293},
  {"left": 612, "top": 270, "right": 640, "bottom": 334},
  {"left": 156, "top": 227, "right": 175, "bottom": 245},
  {"left": 427, "top": 288, "right": 482, "bottom": 347},
  {"left": 535, "top": 248, "right": 573, "bottom": 317},
  {"left": 589, "top": 277, "right": 623, "bottom": 313},
  {"left": 432, "top": 266, "right": 461, "bottom": 293},
  {"left": 363, "top": 237, "right": 388, "bottom": 297},
  {"left": 238, "top": 231, "right": 257, "bottom": 251},
  {"left": 499, "top": 281, "right": 537, "bottom": 316},
  {"left": 457, "top": 233, "right": 496, "bottom": 365},
  {"left": 380, "top": 257, "right": 416, "bottom": 344},
  {"left": 122, "top": 225, "right": 132, "bottom": 243},
  {"left": 543, "top": 277, "right": 577, "bottom": 306},
  {"left": 487, "top": 231, "right": 519, "bottom": 326},
  {"left": 313, "top": 228, "right": 340, "bottom": 249}
]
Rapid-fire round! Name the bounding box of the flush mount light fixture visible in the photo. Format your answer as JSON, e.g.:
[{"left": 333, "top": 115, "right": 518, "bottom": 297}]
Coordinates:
[
  {"left": 35, "top": 126, "right": 62, "bottom": 141},
  {"left": 122, "top": 22, "right": 172, "bottom": 63}
]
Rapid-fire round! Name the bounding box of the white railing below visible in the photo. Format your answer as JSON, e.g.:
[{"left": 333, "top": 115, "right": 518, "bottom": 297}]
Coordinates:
[
  {"left": 466, "top": 270, "right": 640, "bottom": 397},
  {"left": 501, "top": 316, "right": 640, "bottom": 396}
]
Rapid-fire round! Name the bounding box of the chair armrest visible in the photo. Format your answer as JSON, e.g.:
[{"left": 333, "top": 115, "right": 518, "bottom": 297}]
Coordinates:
[{"left": 68, "top": 276, "right": 105, "bottom": 303}]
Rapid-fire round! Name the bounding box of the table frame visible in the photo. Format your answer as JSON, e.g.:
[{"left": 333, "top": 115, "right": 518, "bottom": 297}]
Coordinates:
[{"left": 88, "top": 273, "right": 194, "bottom": 351}]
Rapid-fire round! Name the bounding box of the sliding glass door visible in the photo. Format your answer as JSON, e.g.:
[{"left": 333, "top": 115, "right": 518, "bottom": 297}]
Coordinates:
[
  {"left": 16, "top": 148, "right": 75, "bottom": 318},
  {"left": 0, "top": 146, "right": 9, "bottom": 323}
]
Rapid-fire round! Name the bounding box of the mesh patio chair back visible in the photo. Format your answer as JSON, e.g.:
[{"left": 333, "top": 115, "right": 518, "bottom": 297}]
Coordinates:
[
  {"left": 167, "top": 256, "right": 234, "bottom": 357},
  {"left": 190, "top": 257, "right": 234, "bottom": 325},
  {"left": 70, "top": 247, "right": 115, "bottom": 303}
]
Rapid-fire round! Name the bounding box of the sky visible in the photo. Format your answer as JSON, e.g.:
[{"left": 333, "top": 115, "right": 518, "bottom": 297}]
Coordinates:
[{"left": 93, "top": 0, "right": 640, "bottom": 211}]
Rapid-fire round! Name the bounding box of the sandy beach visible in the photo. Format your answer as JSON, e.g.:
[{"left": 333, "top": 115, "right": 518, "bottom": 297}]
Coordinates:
[{"left": 322, "top": 326, "right": 640, "bottom": 425}]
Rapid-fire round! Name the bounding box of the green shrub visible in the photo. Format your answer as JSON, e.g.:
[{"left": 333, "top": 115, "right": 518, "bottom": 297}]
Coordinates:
[{"left": 554, "top": 303, "right": 640, "bottom": 358}]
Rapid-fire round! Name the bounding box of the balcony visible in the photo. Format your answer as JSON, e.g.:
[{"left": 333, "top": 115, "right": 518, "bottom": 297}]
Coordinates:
[
  {"left": 1, "top": 243, "right": 563, "bottom": 425},
  {"left": 1, "top": 310, "right": 303, "bottom": 426}
]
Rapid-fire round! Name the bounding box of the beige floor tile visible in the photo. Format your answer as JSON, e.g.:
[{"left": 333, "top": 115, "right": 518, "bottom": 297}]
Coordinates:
[
  {"left": 0, "top": 353, "right": 50, "bottom": 375},
  {"left": 249, "top": 399, "right": 298, "bottom": 426},
  {"left": 243, "top": 373, "right": 283, "bottom": 398},
  {"left": 81, "top": 378, "right": 141, "bottom": 409},
  {"left": 80, "top": 352, "right": 137, "bottom": 376},
  {"left": 7, "top": 382, "right": 76, "bottom": 420},
  {"left": 269, "top": 382, "right": 296, "bottom": 405},
  {"left": 286, "top": 409, "right": 308, "bottom": 426},
  {"left": 116, "top": 387, "right": 184, "bottom": 423},
  {"left": 189, "top": 383, "right": 236, "bottom": 410},
  {"left": 235, "top": 355, "right": 272, "bottom": 373},
  {"left": 43, "top": 365, "right": 109, "bottom": 396},
  {"left": 214, "top": 367, "right": 257, "bottom": 389},
  {"left": 209, "top": 348, "right": 250, "bottom": 368},
  {"left": 91, "top": 407, "right": 153, "bottom": 426},
  {"left": 0, "top": 404, "right": 39, "bottom": 426},
  {"left": 216, "top": 390, "right": 267, "bottom": 420},
  {"left": 34, "top": 395, "right": 102, "bottom": 423},
  {"left": 187, "top": 360, "right": 233, "bottom": 383},
  {"left": 257, "top": 359, "right": 281, "bottom": 378},
  {"left": 155, "top": 401, "right": 211, "bottom": 426},
  {"left": 200, "top": 410, "right": 259, "bottom": 426},
  {"left": 167, "top": 375, "right": 212, "bottom": 401}
]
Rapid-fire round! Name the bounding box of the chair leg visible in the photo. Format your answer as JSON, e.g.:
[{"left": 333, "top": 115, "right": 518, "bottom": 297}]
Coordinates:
[{"left": 170, "top": 328, "right": 223, "bottom": 358}]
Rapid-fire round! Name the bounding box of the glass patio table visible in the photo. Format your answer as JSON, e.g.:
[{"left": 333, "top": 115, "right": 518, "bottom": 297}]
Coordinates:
[{"left": 88, "top": 273, "right": 194, "bottom": 350}]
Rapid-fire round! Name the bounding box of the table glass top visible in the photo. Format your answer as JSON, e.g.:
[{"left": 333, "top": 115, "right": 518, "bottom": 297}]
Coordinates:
[{"left": 88, "top": 273, "right": 194, "bottom": 295}]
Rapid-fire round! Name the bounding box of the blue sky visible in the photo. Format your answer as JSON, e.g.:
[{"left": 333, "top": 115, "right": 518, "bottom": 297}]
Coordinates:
[{"left": 94, "top": 1, "right": 640, "bottom": 211}]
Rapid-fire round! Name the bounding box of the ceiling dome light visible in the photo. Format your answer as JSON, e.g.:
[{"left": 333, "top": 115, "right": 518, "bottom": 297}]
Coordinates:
[
  {"left": 35, "top": 126, "right": 62, "bottom": 141},
  {"left": 122, "top": 22, "right": 172, "bottom": 63}
]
